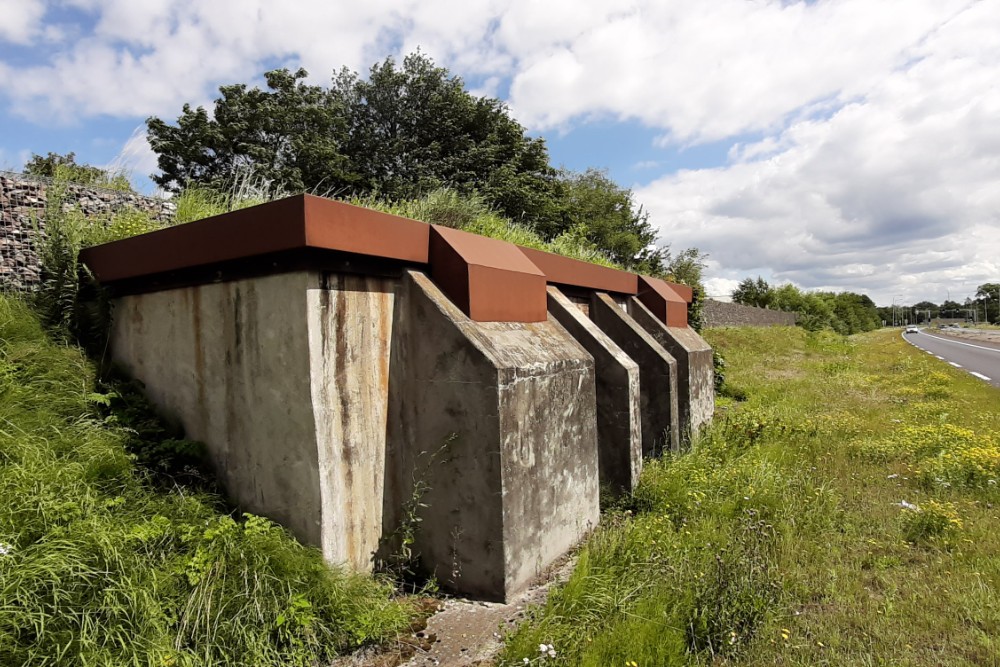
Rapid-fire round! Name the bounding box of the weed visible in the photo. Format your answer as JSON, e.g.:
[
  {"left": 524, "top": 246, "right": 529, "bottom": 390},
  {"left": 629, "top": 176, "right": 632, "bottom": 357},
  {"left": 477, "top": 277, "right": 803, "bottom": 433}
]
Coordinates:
[
  {"left": 377, "top": 435, "right": 455, "bottom": 592},
  {"left": 899, "top": 500, "right": 963, "bottom": 547}
]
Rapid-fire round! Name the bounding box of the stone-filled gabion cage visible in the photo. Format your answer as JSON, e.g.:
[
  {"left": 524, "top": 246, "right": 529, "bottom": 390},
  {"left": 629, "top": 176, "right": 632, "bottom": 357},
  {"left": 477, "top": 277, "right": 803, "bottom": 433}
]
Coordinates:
[{"left": 0, "top": 171, "right": 175, "bottom": 291}]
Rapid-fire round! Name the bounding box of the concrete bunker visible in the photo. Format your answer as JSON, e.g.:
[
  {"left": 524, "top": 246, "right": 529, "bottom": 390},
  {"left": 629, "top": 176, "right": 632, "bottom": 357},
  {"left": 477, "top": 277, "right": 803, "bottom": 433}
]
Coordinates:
[{"left": 82, "top": 194, "right": 712, "bottom": 601}]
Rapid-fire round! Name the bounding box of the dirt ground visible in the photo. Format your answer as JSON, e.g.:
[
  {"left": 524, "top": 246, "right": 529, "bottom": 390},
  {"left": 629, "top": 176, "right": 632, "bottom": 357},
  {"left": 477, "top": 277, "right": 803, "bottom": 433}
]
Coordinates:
[{"left": 333, "top": 558, "right": 575, "bottom": 667}]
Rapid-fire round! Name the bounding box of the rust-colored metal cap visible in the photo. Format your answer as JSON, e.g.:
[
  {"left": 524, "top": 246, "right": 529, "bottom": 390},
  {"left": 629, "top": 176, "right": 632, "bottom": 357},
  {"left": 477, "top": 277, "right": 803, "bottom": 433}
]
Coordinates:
[
  {"left": 429, "top": 225, "right": 547, "bottom": 322},
  {"left": 637, "top": 276, "right": 690, "bottom": 328},
  {"left": 80, "top": 194, "right": 430, "bottom": 284},
  {"left": 517, "top": 246, "right": 638, "bottom": 295}
]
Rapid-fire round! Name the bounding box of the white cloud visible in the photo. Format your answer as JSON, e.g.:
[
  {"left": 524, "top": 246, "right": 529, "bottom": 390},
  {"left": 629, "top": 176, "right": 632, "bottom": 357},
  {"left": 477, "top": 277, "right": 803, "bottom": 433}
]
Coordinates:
[
  {"left": 504, "top": 0, "right": 974, "bottom": 143},
  {"left": 0, "top": 0, "right": 998, "bottom": 305},
  {"left": 638, "top": 0, "right": 1000, "bottom": 305},
  {"left": 0, "top": 0, "right": 46, "bottom": 44}
]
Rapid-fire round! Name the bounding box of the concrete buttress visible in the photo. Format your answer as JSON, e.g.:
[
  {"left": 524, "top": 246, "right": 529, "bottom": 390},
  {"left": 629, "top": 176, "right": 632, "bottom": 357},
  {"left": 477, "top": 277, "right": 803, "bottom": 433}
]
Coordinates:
[
  {"left": 385, "top": 271, "right": 600, "bottom": 601},
  {"left": 627, "top": 297, "right": 715, "bottom": 438},
  {"left": 589, "top": 292, "right": 680, "bottom": 454},
  {"left": 546, "top": 286, "right": 642, "bottom": 494},
  {"left": 111, "top": 271, "right": 394, "bottom": 571}
]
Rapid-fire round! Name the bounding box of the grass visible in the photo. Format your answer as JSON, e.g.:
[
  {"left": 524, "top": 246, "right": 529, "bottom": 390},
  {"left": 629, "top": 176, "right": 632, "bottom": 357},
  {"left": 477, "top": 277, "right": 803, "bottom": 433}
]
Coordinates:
[
  {"left": 352, "top": 188, "right": 621, "bottom": 269},
  {"left": 500, "top": 326, "right": 1000, "bottom": 666},
  {"left": 0, "top": 295, "right": 414, "bottom": 665}
]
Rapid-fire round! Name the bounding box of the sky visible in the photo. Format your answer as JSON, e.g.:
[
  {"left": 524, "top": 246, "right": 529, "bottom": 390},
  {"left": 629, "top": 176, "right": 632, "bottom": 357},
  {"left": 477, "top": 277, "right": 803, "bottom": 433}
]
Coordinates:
[{"left": 1, "top": 0, "right": 998, "bottom": 306}]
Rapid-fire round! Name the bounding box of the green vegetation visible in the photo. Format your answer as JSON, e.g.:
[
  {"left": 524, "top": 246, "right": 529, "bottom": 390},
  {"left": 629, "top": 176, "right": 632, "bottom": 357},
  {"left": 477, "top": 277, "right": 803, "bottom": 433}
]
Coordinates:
[
  {"left": 0, "top": 294, "right": 413, "bottom": 665},
  {"left": 23, "top": 152, "right": 133, "bottom": 192},
  {"left": 501, "top": 326, "right": 1000, "bottom": 665},
  {"left": 884, "top": 285, "right": 1000, "bottom": 325},
  {"left": 146, "top": 51, "right": 678, "bottom": 277},
  {"left": 731, "top": 276, "right": 880, "bottom": 334}
]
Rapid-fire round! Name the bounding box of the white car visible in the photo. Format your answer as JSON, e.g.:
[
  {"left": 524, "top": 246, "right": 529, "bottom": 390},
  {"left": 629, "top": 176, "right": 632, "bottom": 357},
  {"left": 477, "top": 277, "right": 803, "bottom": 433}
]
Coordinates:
[{"left": 905, "top": 326, "right": 919, "bottom": 334}]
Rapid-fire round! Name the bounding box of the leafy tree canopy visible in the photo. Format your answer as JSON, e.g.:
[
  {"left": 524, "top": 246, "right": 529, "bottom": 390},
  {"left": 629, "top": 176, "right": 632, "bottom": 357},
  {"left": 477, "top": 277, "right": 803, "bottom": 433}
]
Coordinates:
[
  {"left": 542, "top": 168, "right": 662, "bottom": 270},
  {"left": 147, "top": 69, "right": 354, "bottom": 194},
  {"left": 146, "top": 52, "right": 676, "bottom": 273},
  {"left": 147, "top": 53, "right": 556, "bottom": 223},
  {"left": 731, "top": 277, "right": 880, "bottom": 334},
  {"left": 731, "top": 276, "right": 773, "bottom": 308}
]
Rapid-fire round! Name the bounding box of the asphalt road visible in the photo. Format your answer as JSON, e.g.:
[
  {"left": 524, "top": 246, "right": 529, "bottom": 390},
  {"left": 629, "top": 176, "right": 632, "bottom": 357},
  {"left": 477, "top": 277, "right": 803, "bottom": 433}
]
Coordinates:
[{"left": 904, "top": 329, "right": 1000, "bottom": 388}]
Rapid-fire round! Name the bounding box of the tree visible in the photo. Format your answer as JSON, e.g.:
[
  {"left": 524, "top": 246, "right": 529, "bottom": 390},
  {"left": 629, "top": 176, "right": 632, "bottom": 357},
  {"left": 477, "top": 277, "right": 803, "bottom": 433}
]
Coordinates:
[
  {"left": 975, "top": 283, "right": 1000, "bottom": 324},
  {"left": 540, "top": 169, "right": 660, "bottom": 269},
  {"left": 147, "top": 68, "right": 355, "bottom": 194},
  {"left": 328, "top": 52, "right": 558, "bottom": 222},
  {"left": 731, "top": 276, "right": 773, "bottom": 308},
  {"left": 939, "top": 300, "right": 963, "bottom": 318},
  {"left": 147, "top": 51, "right": 670, "bottom": 271}
]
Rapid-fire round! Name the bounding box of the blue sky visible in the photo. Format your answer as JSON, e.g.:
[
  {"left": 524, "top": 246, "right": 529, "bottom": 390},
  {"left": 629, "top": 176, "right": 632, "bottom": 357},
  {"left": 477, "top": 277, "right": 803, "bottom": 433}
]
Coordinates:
[{"left": 1, "top": 0, "right": 998, "bottom": 306}]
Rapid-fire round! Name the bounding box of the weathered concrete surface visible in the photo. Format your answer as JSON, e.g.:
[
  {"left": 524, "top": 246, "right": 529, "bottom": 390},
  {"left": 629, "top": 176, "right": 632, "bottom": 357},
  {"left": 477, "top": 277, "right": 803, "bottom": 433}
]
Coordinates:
[
  {"left": 547, "top": 287, "right": 641, "bottom": 494},
  {"left": 111, "top": 271, "right": 394, "bottom": 570},
  {"left": 589, "top": 292, "right": 680, "bottom": 454},
  {"left": 308, "top": 274, "right": 395, "bottom": 569},
  {"left": 627, "top": 298, "right": 715, "bottom": 439},
  {"left": 386, "top": 271, "right": 599, "bottom": 601}
]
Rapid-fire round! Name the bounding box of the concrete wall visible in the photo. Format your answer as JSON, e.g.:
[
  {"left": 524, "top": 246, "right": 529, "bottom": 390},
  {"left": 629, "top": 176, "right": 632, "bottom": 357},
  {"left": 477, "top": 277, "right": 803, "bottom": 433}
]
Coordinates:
[
  {"left": 386, "top": 272, "right": 599, "bottom": 600},
  {"left": 590, "top": 292, "right": 680, "bottom": 454},
  {"left": 307, "top": 273, "right": 395, "bottom": 569},
  {"left": 111, "top": 271, "right": 392, "bottom": 570},
  {"left": 702, "top": 299, "right": 796, "bottom": 328},
  {"left": 113, "top": 268, "right": 601, "bottom": 601},
  {"left": 547, "top": 287, "right": 641, "bottom": 494},
  {"left": 627, "top": 298, "right": 714, "bottom": 438}
]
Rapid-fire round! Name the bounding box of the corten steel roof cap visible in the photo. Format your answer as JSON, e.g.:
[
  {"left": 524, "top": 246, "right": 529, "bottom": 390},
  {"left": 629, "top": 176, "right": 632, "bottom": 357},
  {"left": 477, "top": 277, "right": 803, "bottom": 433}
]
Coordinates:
[
  {"left": 429, "top": 225, "right": 547, "bottom": 323},
  {"left": 80, "top": 194, "right": 430, "bottom": 284},
  {"left": 517, "top": 246, "right": 638, "bottom": 295},
  {"left": 638, "top": 275, "right": 691, "bottom": 328}
]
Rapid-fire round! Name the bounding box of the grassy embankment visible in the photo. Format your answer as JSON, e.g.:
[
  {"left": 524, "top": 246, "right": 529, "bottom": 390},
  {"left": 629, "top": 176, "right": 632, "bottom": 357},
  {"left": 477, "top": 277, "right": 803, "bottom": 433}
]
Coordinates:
[
  {"left": 4, "top": 174, "right": 632, "bottom": 666},
  {"left": 502, "top": 326, "right": 1000, "bottom": 666},
  {"left": 0, "top": 295, "right": 414, "bottom": 666}
]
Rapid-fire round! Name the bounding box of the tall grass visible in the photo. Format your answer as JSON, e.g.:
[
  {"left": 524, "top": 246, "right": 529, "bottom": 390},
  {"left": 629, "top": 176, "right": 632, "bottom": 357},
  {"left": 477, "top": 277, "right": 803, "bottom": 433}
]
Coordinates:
[
  {"left": 501, "top": 327, "right": 1000, "bottom": 665},
  {"left": 0, "top": 296, "right": 413, "bottom": 665},
  {"left": 352, "top": 188, "right": 621, "bottom": 268}
]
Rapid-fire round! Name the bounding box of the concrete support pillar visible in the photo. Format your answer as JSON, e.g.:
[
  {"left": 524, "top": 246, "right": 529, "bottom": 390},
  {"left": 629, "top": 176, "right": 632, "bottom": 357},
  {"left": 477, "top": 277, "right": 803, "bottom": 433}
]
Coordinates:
[
  {"left": 386, "top": 271, "right": 600, "bottom": 601},
  {"left": 589, "top": 292, "right": 680, "bottom": 455},
  {"left": 109, "top": 271, "right": 395, "bottom": 571},
  {"left": 627, "top": 298, "right": 715, "bottom": 439},
  {"left": 547, "top": 286, "right": 642, "bottom": 494}
]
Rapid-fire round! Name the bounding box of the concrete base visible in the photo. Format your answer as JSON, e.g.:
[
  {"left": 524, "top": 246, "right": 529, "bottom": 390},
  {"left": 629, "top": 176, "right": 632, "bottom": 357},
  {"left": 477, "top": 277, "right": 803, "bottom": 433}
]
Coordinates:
[
  {"left": 110, "top": 271, "right": 394, "bottom": 571},
  {"left": 627, "top": 298, "right": 715, "bottom": 438},
  {"left": 547, "top": 287, "right": 642, "bottom": 494},
  {"left": 589, "top": 292, "right": 680, "bottom": 454},
  {"left": 386, "top": 271, "right": 600, "bottom": 601}
]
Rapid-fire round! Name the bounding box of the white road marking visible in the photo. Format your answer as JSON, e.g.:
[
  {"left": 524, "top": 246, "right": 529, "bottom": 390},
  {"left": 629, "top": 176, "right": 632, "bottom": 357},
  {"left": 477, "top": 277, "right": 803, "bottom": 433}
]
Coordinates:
[
  {"left": 949, "top": 362, "right": 962, "bottom": 368},
  {"left": 935, "top": 356, "right": 945, "bottom": 360},
  {"left": 921, "top": 333, "right": 1000, "bottom": 353},
  {"left": 971, "top": 372, "right": 992, "bottom": 381}
]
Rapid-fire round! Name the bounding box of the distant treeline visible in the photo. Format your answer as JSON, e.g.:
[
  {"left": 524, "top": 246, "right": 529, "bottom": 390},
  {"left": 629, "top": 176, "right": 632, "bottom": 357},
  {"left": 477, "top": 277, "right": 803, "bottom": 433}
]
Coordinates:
[{"left": 731, "top": 277, "right": 880, "bottom": 334}]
